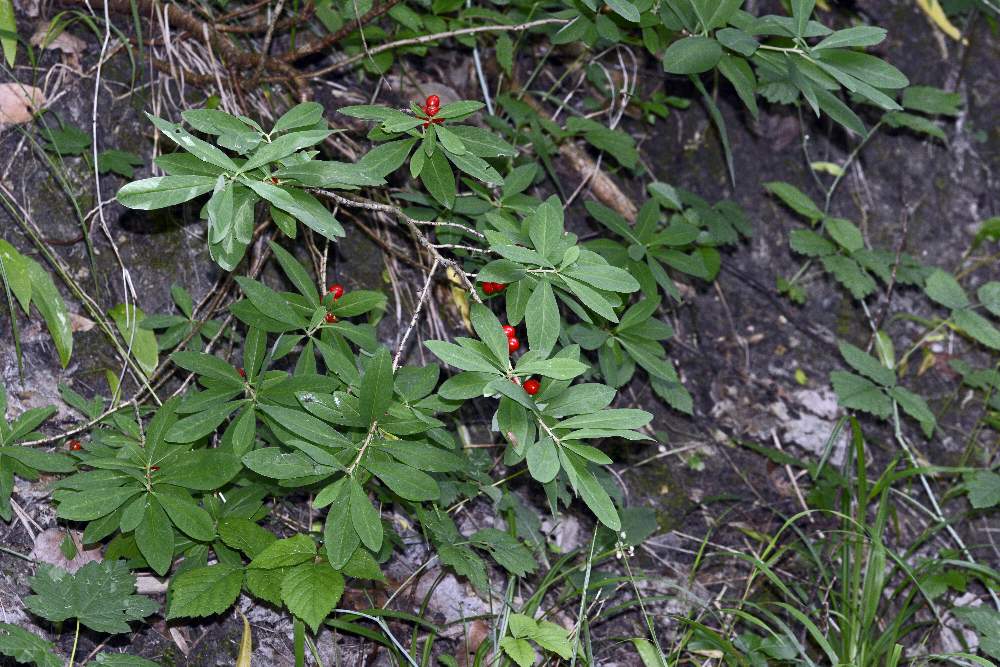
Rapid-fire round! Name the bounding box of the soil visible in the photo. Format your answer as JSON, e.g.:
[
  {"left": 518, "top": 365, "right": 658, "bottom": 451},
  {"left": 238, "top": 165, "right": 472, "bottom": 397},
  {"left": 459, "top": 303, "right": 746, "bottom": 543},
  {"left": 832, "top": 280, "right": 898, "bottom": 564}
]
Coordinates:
[{"left": 1, "top": 0, "right": 998, "bottom": 664}]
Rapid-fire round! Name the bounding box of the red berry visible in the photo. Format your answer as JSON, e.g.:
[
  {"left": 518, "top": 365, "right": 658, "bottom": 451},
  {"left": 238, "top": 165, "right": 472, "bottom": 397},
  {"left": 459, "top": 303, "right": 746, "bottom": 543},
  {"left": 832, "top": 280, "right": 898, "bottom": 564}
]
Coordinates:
[
  {"left": 238, "top": 368, "right": 246, "bottom": 378},
  {"left": 508, "top": 337, "right": 520, "bottom": 353},
  {"left": 523, "top": 379, "right": 540, "bottom": 395},
  {"left": 494, "top": 283, "right": 506, "bottom": 292},
  {"left": 329, "top": 284, "right": 344, "bottom": 299},
  {"left": 325, "top": 312, "right": 336, "bottom": 323},
  {"left": 68, "top": 439, "right": 82, "bottom": 451},
  {"left": 150, "top": 465, "right": 160, "bottom": 471},
  {"left": 482, "top": 282, "right": 494, "bottom": 295},
  {"left": 425, "top": 95, "right": 440, "bottom": 115},
  {"left": 502, "top": 325, "right": 516, "bottom": 338}
]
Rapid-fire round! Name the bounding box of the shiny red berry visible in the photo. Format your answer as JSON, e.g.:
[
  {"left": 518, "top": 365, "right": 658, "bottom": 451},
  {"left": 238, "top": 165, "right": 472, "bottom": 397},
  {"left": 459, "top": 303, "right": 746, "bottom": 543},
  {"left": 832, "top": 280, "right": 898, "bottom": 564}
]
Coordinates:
[
  {"left": 150, "top": 465, "right": 160, "bottom": 471},
  {"left": 325, "top": 312, "right": 336, "bottom": 323},
  {"left": 502, "top": 325, "right": 516, "bottom": 338},
  {"left": 523, "top": 379, "right": 540, "bottom": 395},
  {"left": 425, "top": 95, "right": 440, "bottom": 115},
  {"left": 329, "top": 284, "right": 344, "bottom": 299},
  {"left": 508, "top": 337, "right": 520, "bottom": 353},
  {"left": 482, "top": 282, "right": 494, "bottom": 295},
  {"left": 494, "top": 283, "right": 506, "bottom": 292},
  {"left": 238, "top": 368, "right": 246, "bottom": 378},
  {"left": 68, "top": 440, "right": 82, "bottom": 451}
]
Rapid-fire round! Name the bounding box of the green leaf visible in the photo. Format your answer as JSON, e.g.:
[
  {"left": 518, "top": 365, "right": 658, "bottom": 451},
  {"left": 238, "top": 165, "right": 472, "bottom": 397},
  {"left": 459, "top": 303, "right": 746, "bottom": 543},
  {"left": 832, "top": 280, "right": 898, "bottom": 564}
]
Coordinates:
[
  {"left": 830, "top": 371, "right": 891, "bottom": 418},
  {"left": 147, "top": 114, "right": 239, "bottom": 172},
  {"left": 274, "top": 160, "right": 384, "bottom": 187},
  {"left": 421, "top": 150, "right": 457, "bottom": 209},
  {"left": 902, "top": 85, "right": 961, "bottom": 116},
  {"left": 358, "top": 138, "right": 418, "bottom": 177},
  {"left": 241, "top": 130, "right": 331, "bottom": 173},
  {"left": 663, "top": 37, "right": 722, "bottom": 74},
  {"left": 25, "top": 561, "right": 156, "bottom": 634},
  {"left": 825, "top": 217, "right": 864, "bottom": 252},
  {"left": 837, "top": 340, "right": 895, "bottom": 386},
  {"left": 790, "top": 229, "right": 835, "bottom": 257},
  {"left": 359, "top": 347, "right": 394, "bottom": 425},
  {"left": 815, "top": 26, "right": 886, "bottom": 50},
  {"left": 323, "top": 479, "right": 359, "bottom": 569},
  {"left": 516, "top": 358, "right": 588, "bottom": 380},
  {"left": 526, "top": 438, "right": 559, "bottom": 483},
  {"left": 633, "top": 638, "right": 667, "bottom": 667},
  {"left": 218, "top": 517, "right": 276, "bottom": 558},
  {"left": 564, "top": 263, "right": 640, "bottom": 293},
  {"left": 244, "top": 181, "right": 344, "bottom": 240},
  {"left": 364, "top": 458, "right": 440, "bottom": 501},
  {"left": 716, "top": 27, "right": 759, "bottom": 57},
  {"left": 543, "top": 383, "right": 615, "bottom": 417},
  {"left": 888, "top": 386, "right": 935, "bottom": 437},
  {"left": 952, "top": 308, "right": 1000, "bottom": 350},
  {"left": 525, "top": 281, "right": 560, "bottom": 359},
  {"left": 816, "top": 50, "right": 909, "bottom": 90},
  {"left": 56, "top": 486, "right": 141, "bottom": 521},
  {"left": 156, "top": 450, "right": 242, "bottom": 490},
  {"left": 97, "top": 149, "right": 144, "bottom": 178},
  {"left": 0, "top": 623, "right": 61, "bottom": 667},
  {"left": 235, "top": 276, "right": 302, "bottom": 327},
  {"left": 171, "top": 350, "right": 242, "bottom": 385},
  {"left": 533, "top": 621, "right": 573, "bottom": 659},
  {"left": 273, "top": 102, "right": 325, "bottom": 133},
  {"left": 24, "top": 258, "right": 72, "bottom": 367},
  {"left": 349, "top": 478, "right": 383, "bottom": 552},
  {"left": 561, "top": 275, "right": 618, "bottom": 322},
  {"left": 470, "top": 303, "right": 510, "bottom": 368},
  {"left": 978, "top": 282, "right": 1000, "bottom": 317},
  {"left": 952, "top": 607, "right": 1000, "bottom": 660},
  {"left": 269, "top": 242, "right": 319, "bottom": 306},
  {"left": 166, "top": 564, "right": 243, "bottom": 619},
  {"left": 109, "top": 304, "right": 158, "bottom": 377},
  {"left": 500, "top": 637, "right": 537, "bottom": 667},
  {"left": 281, "top": 562, "right": 345, "bottom": 633},
  {"left": 764, "top": 181, "right": 823, "bottom": 222},
  {"left": 821, "top": 255, "right": 877, "bottom": 299},
  {"left": 249, "top": 534, "right": 317, "bottom": 569},
  {"left": 425, "top": 340, "right": 499, "bottom": 373},
  {"left": 924, "top": 269, "right": 969, "bottom": 309},
  {"left": 0, "top": 239, "right": 31, "bottom": 312},
  {"left": 964, "top": 471, "right": 1000, "bottom": 509},
  {"left": 573, "top": 461, "right": 621, "bottom": 530},
  {"left": 447, "top": 125, "right": 516, "bottom": 158},
  {"left": 556, "top": 408, "right": 652, "bottom": 430},
  {"left": 135, "top": 495, "right": 174, "bottom": 575},
  {"left": 718, "top": 55, "right": 758, "bottom": 118},
  {"left": 434, "top": 100, "right": 485, "bottom": 119},
  {"left": 164, "top": 401, "right": 242, "bottom": 443},
  {"left": 0, "top": 0, "right": 16, "bottom": 67},
  {"left": 883, "top": 111, "right": 945, "bottom": 141}
]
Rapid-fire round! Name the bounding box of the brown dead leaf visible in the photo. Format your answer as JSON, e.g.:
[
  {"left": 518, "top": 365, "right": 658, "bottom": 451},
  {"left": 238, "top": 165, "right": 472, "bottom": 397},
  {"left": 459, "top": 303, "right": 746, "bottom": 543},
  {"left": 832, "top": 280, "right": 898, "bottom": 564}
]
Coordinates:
[
  {"left": 31, "top": 527, "right": 102, "bottom": 573},
  {"left": 0, "top": 83, "right": 45, "bottom": 126},
  {"left": 30, "top": 26, "right": 86, "bottom": 68},
  {"left": 70, "top": 312, "right": 95, "bottom": 333}
]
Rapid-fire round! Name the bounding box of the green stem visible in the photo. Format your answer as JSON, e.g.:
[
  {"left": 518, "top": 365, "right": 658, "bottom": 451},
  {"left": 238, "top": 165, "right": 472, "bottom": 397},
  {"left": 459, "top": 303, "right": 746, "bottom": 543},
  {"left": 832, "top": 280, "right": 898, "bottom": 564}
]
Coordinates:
[{"left": 67, "top": 619, "right": 80, "bottom": 667}]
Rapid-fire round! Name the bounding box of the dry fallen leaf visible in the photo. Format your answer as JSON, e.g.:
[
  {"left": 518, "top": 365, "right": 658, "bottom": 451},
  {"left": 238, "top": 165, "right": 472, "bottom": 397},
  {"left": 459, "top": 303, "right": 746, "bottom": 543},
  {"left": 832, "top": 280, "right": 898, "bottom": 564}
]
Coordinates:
[
  {"left": 31, "top": 527, "right": 103, "bottom": 573},
  {"left": 0, "top": 82, "right": 45, "bottom": 126},
  {"left": 30, "top": 25, "right": 86, "bottom": 68}
]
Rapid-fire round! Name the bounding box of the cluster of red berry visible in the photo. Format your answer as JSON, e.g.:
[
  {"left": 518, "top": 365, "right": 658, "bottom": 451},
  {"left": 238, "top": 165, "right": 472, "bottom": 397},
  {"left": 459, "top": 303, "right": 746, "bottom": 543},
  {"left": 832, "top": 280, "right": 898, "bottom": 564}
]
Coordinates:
[
  {"left": 325, "top": 283, "right": 344, "bottom": 323},
  {"left": 500, "top": 325, "right": 540, "bottom": 395},
  {"left": 482, "top": 282, "right": 506, "bottom": 295},
  {"left": 68, "top": 439, "right": 82, "bottom": 451},
  {"left": 421, "top": 95, "right": 443, "bottom": 128}
]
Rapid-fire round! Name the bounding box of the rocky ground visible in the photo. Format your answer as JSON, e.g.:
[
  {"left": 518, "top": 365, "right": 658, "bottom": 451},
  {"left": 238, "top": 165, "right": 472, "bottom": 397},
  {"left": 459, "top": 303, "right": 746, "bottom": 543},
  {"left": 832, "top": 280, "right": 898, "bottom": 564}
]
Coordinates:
[{"left": 1, "top": 0, "right": 998, "bottom": 664}]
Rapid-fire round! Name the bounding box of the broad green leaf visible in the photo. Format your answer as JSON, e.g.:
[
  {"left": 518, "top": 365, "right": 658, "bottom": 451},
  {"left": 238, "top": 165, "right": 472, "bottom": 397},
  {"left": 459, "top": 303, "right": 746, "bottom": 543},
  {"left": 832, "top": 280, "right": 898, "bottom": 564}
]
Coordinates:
[
  {"left": 234, "top": 276, "right": 303, "bottom": 327},
  {"left": 25, "top": 560, "right": 156, "bottom": 634},
  {"left": 241, "top": 130, "right": 331, "bottom": 173},
  {"left": 902, "top": 86, "right": 961, "bottom": 116},
  {"left": 156, "top": 450, "right": 242, "bottom": 490},
  {"left": 838, "top": 340, "right": 895, "bottom": 387},
  {"left": 147, "top": 114, "right": 239, "bottom": 172},
  {"left": 364, "top": 458, "right": 440, "bottom": 501},
  {"left": 888, "top": 386, "right": 935, "bottom": 437},
  {"left": 426, "top": 340, "right": 500, "bottom": 373},
  {"left": 157, "top": 491, "right": 215, "bottom": 541},
  {"left": 716, "top": 27, "right": 758, "bottom": 57},
  {"left": 243, "top": 180, "right": 344, "bottom": 240},
  {"left": 764, "top": 181, "right": 823, "bottom": 222},
  {"left": 500, "top": 637, "right": 536, "bottom": 667},
  {"left": 525, "top": 281, "right": 560, "bottom": 358},
  {"left": 323, "top": 479, "right": 359, "bottom": 568},
  {"left": 166, "top": 564, "right": 243, "bottom": 619},
  {"left": 56, "top": 486, "right": 141, "bottom": 521},
  {"left": 0, "top": 239, "right": 30, "bottom": 312},
  {"left": 924, "top": 269, "right": 969, "bottom": 310},
  {"left": 556, "top": 408, "right": 652, "bottom": 430},
  {"left": 272, "top": 102, "right": 325, "bottom": 133},
  {"left": 249, "top": 534, "right": 317, "bottom": 569},
  {"left": 830, "top": 371, "right": 891, "bottom": 418},
  {"left": 359, "top": 347, "right": 394, "bottom": 425},
  {"left": 815, "top": 26, "right": 887, "bottom": 50},
  {"left": 24, "top": 258, "right": 72, "bottom": 367},
  {"left": 0, "top": 623, "right": 62, "bottom": 667},
  {"left": 349, "top": 478, "right": 383, "bottom": 552},
  {"left": 663, "top": 36, "right": 722, "bottom": 74},
  {"left": 281, "top": 562, "right": 345, "bottom": 633},
  {"left": 516, "top": 357, "right": 588, "bottom": 380},
  {"left": 421, "top": 150, "right": 456, "bottom": 208},
  {"left": 471, "top": 303, "right": 510, "bottom": 367},
  {"left": 572, "top": 460, "right": 621, "bottom": 530},
  {"left": 952, "top": 308, "right": 1000, "bottom": 350},
  {"left": 526, "top": 438, "right": 559, "bottom": 483},
  {"left": 604, "top": 0, "right": 639, "bottom": 22},
  {"left": 135, "top": 495, "right": 174, "bottom": 575},
  {"left": 358, "top": 138, "right": 418, "bottom": 176},
  {"left": 447, "top": 126, "right": 516, "bottom": 157}
]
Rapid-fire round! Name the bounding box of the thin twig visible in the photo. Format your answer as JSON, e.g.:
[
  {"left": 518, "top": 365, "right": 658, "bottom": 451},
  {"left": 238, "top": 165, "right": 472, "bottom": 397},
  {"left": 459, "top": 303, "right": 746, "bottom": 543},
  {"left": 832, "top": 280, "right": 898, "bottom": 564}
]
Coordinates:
[{"left": 393, "top": 259, "right": 439, "bottom": 370}]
